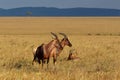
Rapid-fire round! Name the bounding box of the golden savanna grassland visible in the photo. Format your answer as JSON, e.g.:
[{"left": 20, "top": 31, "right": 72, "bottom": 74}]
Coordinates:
[
  {"left": 0, "top": 17, "right": 120, "bottom": 35},
  {"left": 0, "top": 17, "right": 120, "bottom": 80}
]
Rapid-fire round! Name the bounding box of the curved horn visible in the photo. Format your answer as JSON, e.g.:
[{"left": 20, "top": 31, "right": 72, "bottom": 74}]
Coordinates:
[
  {"left": 59, "top": 33, "right": 67, "bottom": 38},
  {"left": 51, "top": 32, "right": 58, "bottom": 39}
]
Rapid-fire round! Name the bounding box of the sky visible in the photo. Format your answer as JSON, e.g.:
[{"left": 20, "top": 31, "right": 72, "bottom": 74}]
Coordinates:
[{"left": 0, "top": 0, "right": 120, "bottom": 9}]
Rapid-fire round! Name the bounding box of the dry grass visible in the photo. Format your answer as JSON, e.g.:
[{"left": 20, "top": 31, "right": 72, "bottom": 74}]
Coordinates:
[
  {"left": 0, "top": 17, "right": 120, "bottom": 80},
  {"left": 0, "top": 17, "right": 120, "bottom": 35}
]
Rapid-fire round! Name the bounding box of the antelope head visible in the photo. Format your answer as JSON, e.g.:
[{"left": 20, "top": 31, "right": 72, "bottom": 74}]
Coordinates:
[
  {"left": 59, "top": 33, "right": 72, "bottom": 47},
  {"left": 51, "top": 32, "right": 63, "bottom": 50}
]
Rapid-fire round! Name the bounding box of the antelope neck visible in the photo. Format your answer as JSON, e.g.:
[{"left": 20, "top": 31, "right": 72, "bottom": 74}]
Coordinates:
[{"left": 60, "top": 41, "right": 65, "bottom": 48}]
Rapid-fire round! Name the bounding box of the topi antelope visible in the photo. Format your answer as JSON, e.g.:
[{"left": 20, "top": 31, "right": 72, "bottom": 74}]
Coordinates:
[
  {"left": 56, "top": 33, "right": 72, "bottom": 56},
  {"left": 67, "top": 49, "right": 80, "bottom": 60},
  {"left": 32, "top": 32, "right": 63, "bottom": 68}
]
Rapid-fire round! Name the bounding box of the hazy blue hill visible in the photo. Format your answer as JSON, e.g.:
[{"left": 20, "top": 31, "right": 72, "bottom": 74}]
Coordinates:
[
  {"left": 0, "top": 7, "right": 120, "bottom": 16},
  {"left": 0, "top": 8, "right": 5, "bottom": 11}
]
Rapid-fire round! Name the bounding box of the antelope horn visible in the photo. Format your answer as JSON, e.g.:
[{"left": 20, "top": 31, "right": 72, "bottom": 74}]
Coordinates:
[
  {"left": 59, "top": 33, "right": 67, "bottom": 38},
  {"left": 51, "top": 32, "right": 58, "bottom": 39}
]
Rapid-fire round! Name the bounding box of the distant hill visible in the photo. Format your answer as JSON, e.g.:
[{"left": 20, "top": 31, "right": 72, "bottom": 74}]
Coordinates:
[{"left": 0, "top": 7, "right": 120, "bottom": 16}]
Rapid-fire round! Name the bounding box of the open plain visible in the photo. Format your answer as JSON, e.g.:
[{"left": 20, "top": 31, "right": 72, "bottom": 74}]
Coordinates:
[{"left": 0, "top": 17, "right": 120, "bottom": 80}]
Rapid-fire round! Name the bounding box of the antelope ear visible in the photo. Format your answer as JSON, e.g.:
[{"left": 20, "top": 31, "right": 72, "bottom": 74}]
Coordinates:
[{"left": 69, "top": 49, "right": 75, "bottom": 53}]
